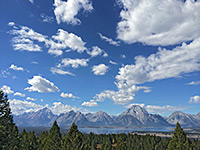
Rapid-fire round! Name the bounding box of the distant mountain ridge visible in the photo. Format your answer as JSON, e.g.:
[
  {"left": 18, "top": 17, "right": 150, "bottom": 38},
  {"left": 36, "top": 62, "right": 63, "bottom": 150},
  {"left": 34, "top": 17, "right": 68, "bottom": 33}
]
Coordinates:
[{"left": 13, "top": 106, "right": 200, "bottom": 128}]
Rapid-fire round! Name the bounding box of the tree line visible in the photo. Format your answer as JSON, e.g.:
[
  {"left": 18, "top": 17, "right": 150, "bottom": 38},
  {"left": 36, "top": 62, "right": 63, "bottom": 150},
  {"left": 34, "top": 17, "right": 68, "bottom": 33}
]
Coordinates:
[{"left": 1, "top": 90, "right": 200, "bottom": 150}]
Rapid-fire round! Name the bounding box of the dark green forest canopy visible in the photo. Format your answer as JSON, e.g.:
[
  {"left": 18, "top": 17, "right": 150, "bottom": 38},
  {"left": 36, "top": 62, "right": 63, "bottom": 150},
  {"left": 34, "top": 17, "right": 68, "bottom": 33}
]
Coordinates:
[{"left": 0, "top": 90, "right": 200, "bottom": 150}]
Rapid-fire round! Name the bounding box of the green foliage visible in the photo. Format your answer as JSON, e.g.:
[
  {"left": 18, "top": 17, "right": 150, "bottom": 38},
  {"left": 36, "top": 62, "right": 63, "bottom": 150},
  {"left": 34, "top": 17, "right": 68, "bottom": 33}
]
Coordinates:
[
  {"left": 116, "top": 136, "right": 126, "bottom": 150},
  {"left": 168, "top": 122, "right": 192, "bottom": 150},
  {"left": 61, "top": 122, "right": 84, "bottom": 150},
  {"left": 44, "top": 121, "right": 62, "bottom": 150}
]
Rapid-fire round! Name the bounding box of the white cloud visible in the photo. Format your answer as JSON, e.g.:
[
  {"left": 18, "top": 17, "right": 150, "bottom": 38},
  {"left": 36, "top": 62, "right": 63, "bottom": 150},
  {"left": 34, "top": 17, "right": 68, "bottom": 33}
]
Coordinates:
[
  {"left": 87, "top": 46, "right": 108, "bottom": 58},
  {"left": 48, "top": 49, "right": 63, "bottom": 56},
  {"left": 82, "top": 100, "right": 98, "bottom": 107},
  {"left": 189, "top": 95, "right": 200, "bottom": 103},
  {"left": 109, "top": 60, "right": 117, "bottom": 65},
  {"left": 187, "top": 81, "right": 200, "bottom": 85},
  {"left": 60, "top": 92, "right": 79, "bottom": 98},
  {"left": 146, "top": 105, "right": 189, "bottom": 115},
  {"left": 121, "top": 54, "right": 126, "bottom": 59},
  {"left": 9, "top": 64, "right": 24, "bottom": 71},
  {"left": 50, "top": 102, "right": 79, "bottom": 115},
  {"left": 47, "top": 29, "right": 87, "bottom": 53},
  {"left": 1, "top": 85, "right": 14, "bottom": 94},
  {"left": 26, "top": 97, "right": 36, "bottom": 101},
  {"left": 116, "top": 38, "right": 200, "bottom": 85},
  {"left": 9, "top": 25, "right": 87, "bottom": 55},
  {"left": 10, "top": 26, "right": 47, "bottom": 52},
  {"left": 54, "top": 0, "right": 93, "bottom": 25},
  {"left": 51, "top": 67, "right": 75, "bottom": 76},
  {"left": 98, "top": 33, "right": 120, "bottom": 46},
  {"left": 58, "top": 58, "right": 89, "bottom": 68},
  {"left": 14, "top": 92, "right": 25, "bottom": 97},
  {"left": 25, "top": 76, "right": 60, "bottom": 93},
  {"left": 95, "top": 84, "right": 150, "bottom": 105},
  {"left": 92, "top": 64, "right": 109, "bottom": 75},
  {"left": 29, "top": 0, "right": 34, "bottom": 4},
  {"left": 9, "top": 99, "right": 45, "bottom": 115},
  {"left": 125, "top": 103, "right": 145, "bottom": 108},
  {"left": 117, "top": 0, "right": 200, "bottom": 45},
  {"left": 8, "top": 22, "right": 15, "bottom": 26},
  {"left": 40, "top": 13, "right": 54, "bottom": 23}
]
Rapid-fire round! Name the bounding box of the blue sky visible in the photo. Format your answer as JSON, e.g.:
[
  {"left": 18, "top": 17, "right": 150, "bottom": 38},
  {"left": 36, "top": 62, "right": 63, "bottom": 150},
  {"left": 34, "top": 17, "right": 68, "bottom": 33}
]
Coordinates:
[{"left": 0, "top": 0, "right": 200, "bottom": 116}]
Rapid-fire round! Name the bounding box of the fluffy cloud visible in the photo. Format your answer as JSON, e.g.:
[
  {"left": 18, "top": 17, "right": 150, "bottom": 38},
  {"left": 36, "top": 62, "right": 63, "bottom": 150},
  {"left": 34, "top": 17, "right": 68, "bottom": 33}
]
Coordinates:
[
  {"left": 82, "top": 100, "right": 98, "bottom": 107},
  {"left": 1, "top": 85, "right": 14, "bottom": 94},
  {"left": 26, "top": 97, "right": 36, "bottom": 101},
  {"left": 29, "top": 0, "right": 33, "bottom": 4},
  {"left": 60, "top": 92, "right": 79, "bottom": 98},
  {"left": 8, "top": 22, "right": 15, "bottom": 26},
  {"left": 187, "top": 81, "right": 200, "bottom": 85},
  {"left": 40, "top": 13, "right": 54, "bottom": 23},
  {"left": 189, "top": 95, "right": 200, "bottom": 103},
  {"left": 87, "top": 46, "right": 108, "bottom": 58},
  {"left": 125, "top": 103, "right": 145, "bottom": 108},
  {"left": 9, "top": 99, "right": 44, "bottom": 115},
  {"left": 25, "top": 76, "right": 60, "bottom": 93},
  {"left": 58, "top": 58, "right": 89, "bottom": 68},
  {"left": 95, "top": 84, "right": 150, "bottom": 105},
  {"left": 117, "top": 0, "right": 200, "bottom": 45},
  {"left": 92, "top": 64, "right": 109, "bottom": 75},
  {"left": 146, "top": 105, "right": 189, "bottom": 115},
  {"left": 116, "top": 38, "right": 200, "bottom": 85},
  {"left": 98, "top": 33, "right": 120, "bottom": 46},
  {"left": 47, "top": 29, "right": 87, "bottom": 53},
  {"left": 50, "top": 102, "right": 79, "bottom": 115},
  {"left": 54, "top": 0, "right": 93, "bottom": 25},
  {"left": 51, "top": 67, "right": 75, "bottom": 76},
  {"left": 9, "top": 64, "right": 24, "bottom": 71},
  {"left": 14, "top": 92, "right": 25, "bottom": 97},
  {"left": 9, "top": 25, "right": 87, "bottom": 55}
]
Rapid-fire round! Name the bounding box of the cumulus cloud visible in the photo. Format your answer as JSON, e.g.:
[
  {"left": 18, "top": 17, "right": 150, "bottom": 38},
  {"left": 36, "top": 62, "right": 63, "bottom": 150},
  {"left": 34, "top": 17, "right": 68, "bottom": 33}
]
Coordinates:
[
  {"left": 50, "top": 102, "right": 79, "bottom": 115},
  {"left": 54, "top": 0, "right": 93, "bottom": 25},
  {"left": 9, "top": 99, "right": 45, "bottom": 115},
  {"left": 14, "top": 92, "right": 25, "bottom": 97},
  {"left": 125, "top": 103, "right": 145, "bottom": 108},
  {"left": 47, "top": 29, "right": 87, "bottom": 53},
  {"left": 9, "top": 25, "right": 87, "bottom": 55},
  {"left": 92, "top": 64, "right": 109, "bottom": 75},
  {"left": 187, "top": 81, "right": 200, "bottom": 85},
  {"left": 9, "top": 64, "right": 24, "bottom": 71},
  {"left": 60, "top": 92, "right": 79, "bottom": 99},
  {"left": 146, "top": 105, "right": 189, "bottom": 115},
  {"left": 40, "top": 13, "right": 54, "bottom": 23},
  {"left": 8, "top": 22, "right": 15, "bottom": 26},
  {"left": 82, "top": 100, "right": 98, "bottom": 107},
  {"left": 25, "top": 76, "right": 60, "bottom": 93},
  {"left": 26, "top": 97, "right": 36, "bottom": 101},
  {"left": 29, "top": 0, "right": 34, "bottom": 4},
  {"left": 87, "top": 46, "right": 108, "bottom": 58},
  {"left": 98, "top": 33, "right": 120, "bottom": 46},
  {"left": 117, "top": 0, "right": 200, "bottom": 45},
  {"left": 51, "top": 67, "right": 75, "bottom": 76},
  {"left": 95, "top": 84, "right": 150, "bottom": 105},
  {"left": 116, "top": 38, "right": 200, "bottom": 85},
  {"left": 58, "top": 58, "right": 89, "bottom": 68},
  {"left": 189, "top": 95, "right": 200, "bottom": 103},
  {"left": 1, "top": 85, "right": 14, "bottom": 94}
]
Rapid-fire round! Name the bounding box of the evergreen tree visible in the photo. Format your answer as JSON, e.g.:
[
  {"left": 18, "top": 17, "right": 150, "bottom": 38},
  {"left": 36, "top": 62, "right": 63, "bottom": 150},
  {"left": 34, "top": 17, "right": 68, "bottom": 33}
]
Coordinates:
[
  {"left": 116, "top": 136, "right": 126, "bottom": 150},
  {"left": 168, "top": 122, "right": 192, "bottom": 150},
  {"left": 0, "top": 90, "right": 17, "bottom": 150},
  {"left": 61, "top": 123, "right": 84, "bottom": 150},
  {"left": 44, "top": 121, "right": 62, "bottom": 150}
]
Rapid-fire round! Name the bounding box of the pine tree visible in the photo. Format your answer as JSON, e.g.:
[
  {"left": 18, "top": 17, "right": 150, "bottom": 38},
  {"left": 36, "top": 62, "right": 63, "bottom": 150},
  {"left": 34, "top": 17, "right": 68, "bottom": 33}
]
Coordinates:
[
  {"left": 61, "top": 123, "right": 84, "bottom": 150},
  {"left": 44, "top": 121, "right": 62, "bottom": 150},
  {"left": 0, "top": 90, "right": 17, "bottom": 150},
  {"left": 168, "top": 122, "right": 192, "bottom": 150},
  {"left": 116, "top": 136, "right": 126, "bottom": 150}
]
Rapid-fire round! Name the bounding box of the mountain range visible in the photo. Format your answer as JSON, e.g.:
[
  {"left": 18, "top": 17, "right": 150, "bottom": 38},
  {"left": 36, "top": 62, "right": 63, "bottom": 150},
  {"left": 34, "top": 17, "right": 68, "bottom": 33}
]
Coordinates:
[{"left": 13, "top": 105, "right": 200, "bottom": 128}]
